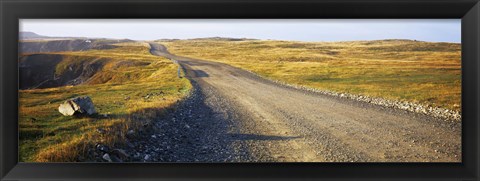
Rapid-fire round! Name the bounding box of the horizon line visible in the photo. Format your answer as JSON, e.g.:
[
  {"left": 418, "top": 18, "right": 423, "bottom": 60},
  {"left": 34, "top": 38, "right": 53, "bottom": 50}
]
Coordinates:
[{"left": 20, "top": 31, "right": 461, "bottom": 44}]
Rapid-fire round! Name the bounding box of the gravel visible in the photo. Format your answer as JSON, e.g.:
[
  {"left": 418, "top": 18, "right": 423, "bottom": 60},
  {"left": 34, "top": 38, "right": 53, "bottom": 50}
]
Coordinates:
[
  {"left": 242, "top": 69, "right": 461, "bottom": 122},
  {"left": 116, "top": 79, "right": 260, "bottom": 162}
]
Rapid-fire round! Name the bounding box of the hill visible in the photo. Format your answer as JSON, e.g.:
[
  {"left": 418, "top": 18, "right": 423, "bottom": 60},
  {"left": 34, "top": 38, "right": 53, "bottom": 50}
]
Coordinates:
[{"left": 19, "top": 31, "right": 49, "bottom": 39}]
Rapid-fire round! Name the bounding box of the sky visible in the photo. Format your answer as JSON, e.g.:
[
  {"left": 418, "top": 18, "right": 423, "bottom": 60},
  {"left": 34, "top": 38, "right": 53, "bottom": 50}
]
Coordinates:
[{"left": 20, "top": 19, "right": 461, "bottom": 43}]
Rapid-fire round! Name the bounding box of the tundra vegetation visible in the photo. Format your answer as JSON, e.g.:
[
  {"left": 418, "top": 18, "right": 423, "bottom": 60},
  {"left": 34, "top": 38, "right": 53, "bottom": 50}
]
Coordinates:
[
  {"left": 19, "top": 42, "right": 191, "bottom": 162},
  {"left": 18, "top": 38, "right": 461, "bottom": 162},
  {"left": 160, "top": 39, "right": 461, "bottom": 112}
]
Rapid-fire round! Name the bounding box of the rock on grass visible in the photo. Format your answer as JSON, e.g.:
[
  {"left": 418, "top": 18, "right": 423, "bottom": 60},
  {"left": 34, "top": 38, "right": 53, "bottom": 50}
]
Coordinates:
[{"left": 58, "top": 96, "right": 97, "bottom": 116}]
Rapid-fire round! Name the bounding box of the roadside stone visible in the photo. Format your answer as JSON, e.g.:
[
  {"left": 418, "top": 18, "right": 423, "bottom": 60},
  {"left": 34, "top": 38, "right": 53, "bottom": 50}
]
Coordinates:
[
  {"left": 96, "top": 144, "right": 110, "bottom": 153},
  {"left": 102, "top": 153, "right": 112, "bottom": 162},
  {"left": 144, "top": 154, "right": 151, "bottom": 161},
  {"left": 126, "top": 130, "right": 135, "bottom": 139}
]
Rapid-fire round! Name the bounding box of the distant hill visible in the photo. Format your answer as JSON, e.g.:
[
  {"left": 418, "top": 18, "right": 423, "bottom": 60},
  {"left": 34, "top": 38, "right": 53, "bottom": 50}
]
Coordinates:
[
  {"left": 157, "top": 37, "right": 257, "bottom": 42},
  {"left": 19, "top": 31, "right": 90, "bottom": 40},
  {"left": 190, "top": 37, "right": 258, "bottom": 41},
  {"left": 19, "top": 32, "right": 49, "bottom": 39}
]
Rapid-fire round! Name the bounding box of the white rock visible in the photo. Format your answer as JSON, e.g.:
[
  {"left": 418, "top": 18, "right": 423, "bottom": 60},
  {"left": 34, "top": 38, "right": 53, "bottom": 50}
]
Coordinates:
[
  {"left": 144, "top": 154, "right": 151, "bottom": 161},
  {"left": 102, "top": 153, "right": 112, "bottom": 162},
  {"left": 58, "top": 96, "right": 96, "bottom": 116}
]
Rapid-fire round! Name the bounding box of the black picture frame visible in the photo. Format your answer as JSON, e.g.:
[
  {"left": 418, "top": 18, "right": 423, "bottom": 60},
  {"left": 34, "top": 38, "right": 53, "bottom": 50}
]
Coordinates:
[{"left": 1, "top": 0, "right": 479, "bottom": 180}]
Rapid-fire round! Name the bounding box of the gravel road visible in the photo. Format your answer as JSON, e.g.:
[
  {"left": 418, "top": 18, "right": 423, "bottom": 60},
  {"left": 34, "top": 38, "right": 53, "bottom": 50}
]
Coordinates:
[{"left": 123, "top": 43, "right": 461, "bottom": 162}]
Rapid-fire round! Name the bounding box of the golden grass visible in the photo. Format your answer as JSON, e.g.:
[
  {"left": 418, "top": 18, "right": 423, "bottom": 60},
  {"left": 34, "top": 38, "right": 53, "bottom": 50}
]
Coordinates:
[
  {"left": 161, "top": 39, "right": 461, "bottom": 111},
  {"left": 19, "top": 42, "right": 192, "bottom": 162}
]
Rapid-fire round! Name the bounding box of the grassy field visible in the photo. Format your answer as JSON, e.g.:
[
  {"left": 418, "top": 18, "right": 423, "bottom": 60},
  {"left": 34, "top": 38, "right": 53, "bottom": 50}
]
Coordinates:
[
  {"left": 19, "top": 42, "right": 191, "bottom": 162},
  {"left": 160, "top": 39, "right": 461, "bottom": 112}
]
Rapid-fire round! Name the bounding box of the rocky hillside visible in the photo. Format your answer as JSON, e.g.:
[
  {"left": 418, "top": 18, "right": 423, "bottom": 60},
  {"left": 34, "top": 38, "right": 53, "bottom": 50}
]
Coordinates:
[
  {"left": 20, "top": 39, "right": 133, "bottom": 54},
  {"left": 19, "top": 54, "right": 107, "bottom": 89},
  {"left": 19, "top": 39, "right": 140, "bottom": 89}
]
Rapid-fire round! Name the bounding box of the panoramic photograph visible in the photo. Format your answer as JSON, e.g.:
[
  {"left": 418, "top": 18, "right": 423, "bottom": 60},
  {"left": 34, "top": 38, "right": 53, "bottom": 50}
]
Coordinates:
[{"left": 18, "top": 19, "right": 461, "bottom": 163}]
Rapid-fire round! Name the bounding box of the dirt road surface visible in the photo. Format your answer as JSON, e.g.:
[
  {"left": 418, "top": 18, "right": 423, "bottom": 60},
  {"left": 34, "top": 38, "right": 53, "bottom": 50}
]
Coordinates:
[{"left": 130, "top": 43, "right": 461, "bottom": 162}]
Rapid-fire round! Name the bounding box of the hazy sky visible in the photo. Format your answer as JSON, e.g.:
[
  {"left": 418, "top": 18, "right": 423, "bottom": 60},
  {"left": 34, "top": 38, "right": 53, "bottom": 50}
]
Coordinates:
[{"left": 20, "top": 19, "right": 461, "bottom": 43}]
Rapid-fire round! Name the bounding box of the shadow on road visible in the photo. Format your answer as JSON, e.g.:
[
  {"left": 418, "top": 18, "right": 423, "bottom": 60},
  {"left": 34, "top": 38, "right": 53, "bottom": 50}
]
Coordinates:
[
  {"left": 227, "top": 133, "right": 300, "bottom": 141},
  {"left": 193, "top": 70, "right": 209, "bottom": 77},
  {"left": 122, "top": 73, "right": 262, "bottom": 162}
]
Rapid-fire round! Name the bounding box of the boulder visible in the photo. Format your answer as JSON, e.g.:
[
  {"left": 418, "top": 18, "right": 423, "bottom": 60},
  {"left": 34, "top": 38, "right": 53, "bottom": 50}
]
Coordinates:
[{"left": 58, "top": 96, "right": 96, "bottom": 116}]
